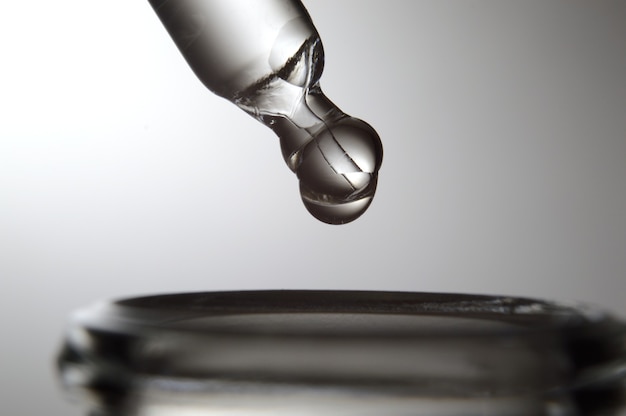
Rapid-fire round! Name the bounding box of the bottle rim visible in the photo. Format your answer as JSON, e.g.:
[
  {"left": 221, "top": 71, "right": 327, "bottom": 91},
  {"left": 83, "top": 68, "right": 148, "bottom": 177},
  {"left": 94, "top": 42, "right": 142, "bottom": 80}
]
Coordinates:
[
  {"left": 79, "top": 290, "right": 609, "bottom": 337},
  {"left": 58, "top": 290, "right": 626, "bottom": 411}
]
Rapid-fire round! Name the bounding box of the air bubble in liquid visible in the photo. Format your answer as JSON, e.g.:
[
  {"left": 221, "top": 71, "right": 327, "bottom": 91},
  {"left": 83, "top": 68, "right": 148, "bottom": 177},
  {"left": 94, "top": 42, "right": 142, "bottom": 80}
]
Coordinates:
[{"left": 148, "top": 0, "right": 383, "bottom": 224}]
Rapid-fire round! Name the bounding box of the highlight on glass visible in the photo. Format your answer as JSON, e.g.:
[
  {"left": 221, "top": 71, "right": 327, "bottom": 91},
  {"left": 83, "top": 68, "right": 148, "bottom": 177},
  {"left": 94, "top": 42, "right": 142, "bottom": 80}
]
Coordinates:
[
  {"left": 58, "top": 290, "right": 626, "bottom": 415},
  {"left": 147, "top": 0, "right": 383, "bottom": 224}
]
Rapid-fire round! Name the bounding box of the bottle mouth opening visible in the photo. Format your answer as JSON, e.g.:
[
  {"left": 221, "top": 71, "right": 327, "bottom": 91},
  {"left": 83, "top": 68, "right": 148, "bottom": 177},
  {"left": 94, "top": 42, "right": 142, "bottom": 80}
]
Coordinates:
[
  {"left": 108, "top": 290, "right": 599, "bottom": 336},
  {"left": 58, "top": 291, "right": 626, "bottom": 413}
]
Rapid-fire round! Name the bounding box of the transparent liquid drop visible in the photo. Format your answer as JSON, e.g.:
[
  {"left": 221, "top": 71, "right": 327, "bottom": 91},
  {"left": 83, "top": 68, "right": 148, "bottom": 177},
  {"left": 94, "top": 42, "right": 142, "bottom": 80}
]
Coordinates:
[{"left": 148, "top": 0, "right": 383, "bottom": 224}]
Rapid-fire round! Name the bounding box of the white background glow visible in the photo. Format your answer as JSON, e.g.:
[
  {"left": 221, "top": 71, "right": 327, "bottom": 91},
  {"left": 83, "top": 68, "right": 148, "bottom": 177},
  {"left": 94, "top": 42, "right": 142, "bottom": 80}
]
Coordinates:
[{"left": 1, "top": 1, "right": 625, "bottom": 414}]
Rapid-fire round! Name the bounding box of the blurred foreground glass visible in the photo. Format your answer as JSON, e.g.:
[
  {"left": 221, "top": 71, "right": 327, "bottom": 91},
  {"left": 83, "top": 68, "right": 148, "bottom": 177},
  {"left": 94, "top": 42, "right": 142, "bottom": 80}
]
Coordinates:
[
  {"left": 146, "top": 0, "right": 383, "bottom": 225},
  {"left": 58, "top": 291, "right": 626, "bottom": 415}
]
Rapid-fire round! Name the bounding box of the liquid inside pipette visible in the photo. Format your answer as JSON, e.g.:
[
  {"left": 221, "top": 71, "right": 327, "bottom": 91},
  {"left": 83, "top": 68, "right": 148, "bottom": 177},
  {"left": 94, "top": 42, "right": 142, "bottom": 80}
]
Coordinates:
[{"left": 148, "top": 0, "right": 382, "bottom": 224}]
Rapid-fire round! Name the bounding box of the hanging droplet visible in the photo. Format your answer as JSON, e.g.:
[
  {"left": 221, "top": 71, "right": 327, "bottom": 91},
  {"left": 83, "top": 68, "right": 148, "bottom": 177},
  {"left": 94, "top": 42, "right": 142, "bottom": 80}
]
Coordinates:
[{"left": 148, "top": 0, "right": 383, "bottom": 224}]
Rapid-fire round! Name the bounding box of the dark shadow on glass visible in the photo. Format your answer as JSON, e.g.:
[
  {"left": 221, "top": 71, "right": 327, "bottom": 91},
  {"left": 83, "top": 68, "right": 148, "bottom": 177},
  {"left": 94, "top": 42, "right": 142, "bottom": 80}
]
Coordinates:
[{"left": 58, "top": 291, "right": 625, "bottom": 415}]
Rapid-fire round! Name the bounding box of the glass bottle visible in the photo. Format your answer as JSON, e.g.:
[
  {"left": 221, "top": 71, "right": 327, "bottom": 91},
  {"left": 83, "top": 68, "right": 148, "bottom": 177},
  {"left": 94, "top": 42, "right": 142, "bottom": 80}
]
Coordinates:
[{"left": 58, "top": 291, "right": 626, "bottom": 415}]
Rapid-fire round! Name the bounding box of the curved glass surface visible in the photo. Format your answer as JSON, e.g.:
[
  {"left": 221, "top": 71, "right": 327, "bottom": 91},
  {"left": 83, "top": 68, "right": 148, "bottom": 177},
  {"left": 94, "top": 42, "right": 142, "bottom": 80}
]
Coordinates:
[{"left": 58, "top": 291, "right": 626, "bottom": 415}]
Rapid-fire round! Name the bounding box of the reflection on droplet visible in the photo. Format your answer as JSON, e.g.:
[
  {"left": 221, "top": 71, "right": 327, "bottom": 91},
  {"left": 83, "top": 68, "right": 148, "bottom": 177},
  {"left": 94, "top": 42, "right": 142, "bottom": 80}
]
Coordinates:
[{"left": 148, "top": 0, "right": 382, "bottom": 224}]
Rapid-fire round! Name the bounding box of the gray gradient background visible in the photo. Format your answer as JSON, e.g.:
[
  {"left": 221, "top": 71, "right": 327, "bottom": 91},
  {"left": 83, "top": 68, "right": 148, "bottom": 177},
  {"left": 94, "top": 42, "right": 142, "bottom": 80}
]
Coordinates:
[{"left": 1, "top": 1, "right": 625, "bottom": 415}]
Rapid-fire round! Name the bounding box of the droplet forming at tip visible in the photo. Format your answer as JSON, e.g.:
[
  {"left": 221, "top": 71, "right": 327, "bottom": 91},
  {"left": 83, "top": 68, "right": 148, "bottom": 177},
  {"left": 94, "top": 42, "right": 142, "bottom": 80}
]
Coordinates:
[
  {"left": 148, "top": 0, "right": 383, "bottom": 224},
  {"left": 295, "top": 116, "right": 382, "bottom": 224}
]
